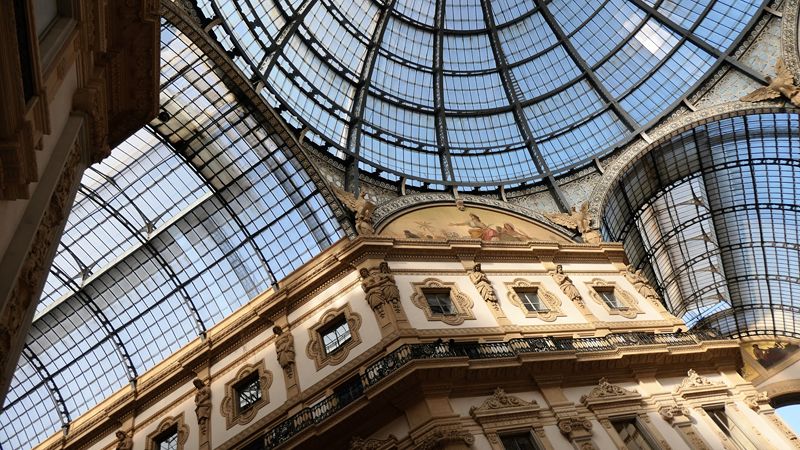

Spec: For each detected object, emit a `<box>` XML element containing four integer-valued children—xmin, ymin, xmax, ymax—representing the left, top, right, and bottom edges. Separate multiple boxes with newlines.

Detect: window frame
<box><xmin>145</xmin><ymin>414</ymin><xmax>188</xmax><ymax>450</ymax></box>
<box><xmin>505</xmin><ymin>279</ymin><xmax>565</xmax><ymax>321</ymax></box>
<box><xmin>319</xmin><ymin>314</ymin><xmax>353</xmax><ymax>355</ymax></box>
<box><xmin>221</xmin><ymin>361</ymin><xmax>273</xmax><ymax>429</ymax></box>
<box><xmin>306</xmin><ymin>303</ymin><xmax>363</xmax><ymax>370</ymax></box>
<box><xmin>585</xmin><ymin>279</ymin><xmax>642</xmax><ymax>319</ymax></box>
<box><xmin>499</xmin><ymin>430</ymin><xmax>543</xmax><ymax>450</ymax></box>
<box><xmin>411</xmin><ymin>278</ymin><xmax>475</xmax><ymax>326</ymax></box>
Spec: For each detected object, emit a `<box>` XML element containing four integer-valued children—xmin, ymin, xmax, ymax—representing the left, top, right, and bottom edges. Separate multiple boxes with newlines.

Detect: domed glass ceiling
<box><xmin>199</xmin><ymin>0</ymin><xmax>763</xmax><ymax>186</ymax></box>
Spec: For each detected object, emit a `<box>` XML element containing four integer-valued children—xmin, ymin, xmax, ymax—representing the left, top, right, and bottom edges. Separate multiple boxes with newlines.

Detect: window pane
<box><xmin>426</xmin><ymin>291</ymin><xmax>454</xmax><ymax>314</ymax></box>
<box><xmin>518</xmin><ymin>290</ymin><xmax>543</xmax><ymax>312</ymax></box>
<box><xmin>501</xmin><ymin>432</ymin><xmax>539</xmax><ymax>450</ymax></box>
<box><xmin>322</xmin><ymin>319</ymin><xmax>352</xmax><ymax>354</ymax></box>
<box><xmin>613</xmin><ymin>419</ymin><xmax>654</xmax><ymax>450</ymax></box>
<box><xmin>237</xmin><ymin>377</ymin><xmax>261</xmax><ymax>411</ymax></box>
<box><xmin>157</xmin><ymin>429</ymin><xmax>178</xmax><ymax>450</ymax></box>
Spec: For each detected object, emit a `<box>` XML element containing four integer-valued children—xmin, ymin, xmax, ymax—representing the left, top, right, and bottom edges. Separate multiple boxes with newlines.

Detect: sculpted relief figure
<box><xmin>360</xmin><ymin>267</ymin><xmax>386</xmax><ymax>316</ymax></box>
<box><xmin>624</xmin><ymin>265</ymin><xmax>659</xmax><ymax>300</ymax></box>
<box><xmin>115</xmin><ymin>431</ymin><xmax>133</xmax><ymax>450</ymax></box>
<box><xmin>742</xmin><ymin>59</ymin><xmax>800</xmax><ymax>107</ymax></box>
<box><xmin>193</xmin><ymin>378</ymin><xmax>212</xmax><ymax>433</ymax></box>
<box><xmin>333</xmin><ymin>186</ymin><xmax>376</xmax><ymax>235</ymax></box>
<box><xmin>360</xmin><ymin>262</ymin><xmax>401</xmax><ymax>317</ymax></box>
<box><xmin>469</xmin><ymin>263</ymin><xmax>498</xmax><ymax>304</ymax></box>
<box><xmin>274</xmin><ymin>326</ymin><xmax>296</xmax><ymax>377</ymax></box>
<box><xmin>545</xmin><ymin>202</ymin><xmax>602</xmax><ymax>244</ymax></box>
<box><xmin>551</xmin><ymin>265</ymin><xmax>582</xmax><ymax>303</ymax></box>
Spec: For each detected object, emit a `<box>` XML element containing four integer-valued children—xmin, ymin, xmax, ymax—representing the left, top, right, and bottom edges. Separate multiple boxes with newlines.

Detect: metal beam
<box><xmin>533</xmin><ymin>0</ymin><xmax>638</xmax><ymax>131</ymax></box>
<box><xmin>480</xmin><ymin>0</ymin><xmax>570</xmax><ymax>211</ymax></box>
<box><xmin>433</xmin><ymin>0</ymin><xmax>455</xmax><ymax>183</ymax></box>
<box><xmin>344</xmin><ymin>0</ymin><xmax>397</xmax><ymax>194</ymax></box>
<box><xmin>626</xmin><ymin>0</ymin><xmax>768</xmax><ymax>84</ymax></box>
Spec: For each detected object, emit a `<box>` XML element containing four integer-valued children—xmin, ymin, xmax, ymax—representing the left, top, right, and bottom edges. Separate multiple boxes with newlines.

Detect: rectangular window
<box><xmin>320</xmin><ymin>316</ymin><xmax>352</xmax><ymax>355</ymax></box>
<box><xmin>500</xmin><ymin>432</ymin><xmax>540</xmax><ymax>450</ymax></box>
<box><xmin>706</xmin><ymin>408</ymin><xmax>756</xmax><ymax>450</ymax></box>
<box><xmin>516</xmin><ymin>289</ymin><xmax>546</xmax><ymax>312</ymax></box>
<box><xmin>424</xmin><ymin>289</ymin><xmax>454</xmax><ymax>315</ymax></box>
<box><xmin>235</xmin><ymin>373</ymin><xmax>261</xmax><ymax>412</ymax></box>
<box><xmin>155</xmin><ymin>426</ymin><xmax>178</xmax><ymax>450</ymax></box>
<box><xmin>597</xmin><ymin>289</ymin><xmax>624</xmax><ymax>309</ymax></box>
<box><xmin>612</xmin><ymin>418</ymin><xmax>656</xmax><ymax>450</ymax></box>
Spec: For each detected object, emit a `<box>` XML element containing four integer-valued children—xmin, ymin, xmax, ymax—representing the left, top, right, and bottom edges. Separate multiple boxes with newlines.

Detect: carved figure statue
<box><xmin>469</xmin><ymin>264</ymin><xmax>497</xmax><ymax>304</ymax></box>
<box><xmin>360</xmin><ymin>263</ymin><xmax>401</xmax><ymax>317</ymax></box>
<box><xmin>360</xmin><ymin>267</ymin><xmax>385</xmax><ymax>314</ymax></box>
<box><xmin>545</xmin><ymin>202</ymin><xmax>602</xmax><ymax>244</ymax></box>
<box><xmin>333</xmin><ymin>186</ymin><xmax>376</xmax><ymax>235</ymax></box>
<box><xmin>551</xmin><ymin>265</ymin><xmax>581</xmax><ymax>302</ymax></box>
<box><xmin>624</xmin><ymin>265</ymin><xmax>659</xmax><ymax>300</ymax></box>
<box><xmin>115</xmin><ymin>431</ymin><xmax>133</xmax><ymax>450</ymax></box>
<box><xmin>193</xmin><ymin>378</ymin><xmax>212</xmax><ymax>432</ymax></box>
<box><xmin>273</xmin><ymin>326</ymin><xmax>296</xmax><ymax>376</ymax></box>
<box><xmin>741</xmin><ymin>58</ymin><xmax>800</xmax><ymax>107</ymax></box>
<box><xmin>377</xmin><ymin>262</ymin><xmax>400</xmax><ymax>307</ymax></box>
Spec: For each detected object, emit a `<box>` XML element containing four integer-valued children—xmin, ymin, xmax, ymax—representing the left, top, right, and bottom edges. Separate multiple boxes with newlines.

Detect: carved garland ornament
<box><xmin>145</xmin><ymin>414</ymin><xmax>189</xmax><ymax>450</ymax></box>
<box><xmin>220</xmin><ymin>361</ymin><xmax>273</xmax><ymax>429</ymax></box>
<box><xmin>584</xmin><ymin>279</ymin><xmax>641</xmax><ymax>319</ymax></box>
<box><xmin>580</xmin><ymin>377</ymin><xmax>638</xmax><ymax>404</ymax></box>
<box><xmin>410</xmin><ymin>278</ymin><xmax>475</xmax><ymax>326</ymax></box>
<box><xmin>306</xmin><ymin>303</ymin><xmax>363</xmax><ymax>370</ymax></box>
<box><xmin>675</xmin><ymin>369</ymin><xmax>726</xmax><ymax>396</ymax></box>
<box><xmin>744</xmin><ymin>391</ymin><xmax>770</xmax><ymax>411</ymax></box>
<box><xmin>505</xmin><ymin>279</ymin><xmax>565</xmax><ymax>321</ymax></box>
<box><xmin>469</xmin><ymin>387</ymin><xmax>539</xmax><ymax>416</ymax></box>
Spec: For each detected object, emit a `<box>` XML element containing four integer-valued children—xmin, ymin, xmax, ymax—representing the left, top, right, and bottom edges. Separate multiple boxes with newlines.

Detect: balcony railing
<box><xmin>260</xmin><ymin>330</ymin><xmax>726</xmax><ymax>449</ymax></box>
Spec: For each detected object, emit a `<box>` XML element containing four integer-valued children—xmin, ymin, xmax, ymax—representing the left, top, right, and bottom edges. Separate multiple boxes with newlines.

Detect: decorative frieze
<box><xmin>349</xmin><ymin>435</ymin><xmax>399</xmax><ymax>450</ymax></box>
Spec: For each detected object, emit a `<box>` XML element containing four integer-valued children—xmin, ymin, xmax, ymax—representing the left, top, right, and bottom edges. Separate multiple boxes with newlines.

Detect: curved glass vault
<box><xmin>602</xmin><ymin>112</ymin><xmax>800</xmax><ymax>338</ymax></box>
<box><xmin>0</xmin><ymin>21</ymin><xmax>344</xmax><ymax>449</ymax></box>
<box><xmin>200</xmin><ymin>0</ymin><xmax>764</xmax><ymax>186</ymax></box>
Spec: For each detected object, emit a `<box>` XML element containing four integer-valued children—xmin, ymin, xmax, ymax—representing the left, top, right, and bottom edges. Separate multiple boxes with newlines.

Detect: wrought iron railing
<box><xmin>260</xmin><ymin>330</ymin><xmax>726</xmax><ymax>449</ymax></box>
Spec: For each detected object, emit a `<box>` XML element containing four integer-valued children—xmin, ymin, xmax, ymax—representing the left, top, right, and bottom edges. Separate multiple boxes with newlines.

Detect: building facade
<box><xmin>28</xmin><ymin>201</ymin><xmax>800</xmax><ymax>449</ymax></box>
<box><xmin>3</xmin><ymin>0</ymin><xmax>800</xmax><ymax>448</ymax></box>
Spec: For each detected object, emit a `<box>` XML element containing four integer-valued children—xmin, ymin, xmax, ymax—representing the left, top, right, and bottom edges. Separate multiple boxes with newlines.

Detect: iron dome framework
<box><xmin>0</xmin><ymin>0</ymin><xmax>777</xmax><ymax>447</ymax></box>
<box><xmin>200</xmin><ymin>0</ymin><xmax>765</xmax><ymax>189</ymax></box>
<box><xmin>602</xmin><ymin>112</ymin><xmax>800</xmax><ymax>338</ymax></box>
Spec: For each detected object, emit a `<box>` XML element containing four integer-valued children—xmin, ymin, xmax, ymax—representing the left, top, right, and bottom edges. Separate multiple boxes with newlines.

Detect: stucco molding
<box><xmin>306</xmin><ymin>304</ymin><xmax>363</xmax><ymax>370</ymax></box>
<box><xmin>220</xmin><ymin>360</ymin><xmax>273</xmax><ymax>429</ymax></box>
<box><xmin>505</xmin><ymin>279</ymin><xmax>565</xmax><ymax>322</ymax></box>
<box><xmin>410</xmin><ymin>278</ymin><xmax>475</xmax><ymax>326</ymax></box>
<box><xmin>584</xmin><ymin>279</ymin><xmax>642</xmax><ymax>319</ymax></box>
<box><xmin>145</xmin><ymin>413</ymin><xmax>189</xmax><ymax>450</ymax></box>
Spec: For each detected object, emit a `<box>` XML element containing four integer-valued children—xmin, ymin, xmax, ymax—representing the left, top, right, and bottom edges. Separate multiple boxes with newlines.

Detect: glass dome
<box><xmin>200</xmin><ymin>0</ymin><xmax>764</xmax><ymax>186</ymax></box>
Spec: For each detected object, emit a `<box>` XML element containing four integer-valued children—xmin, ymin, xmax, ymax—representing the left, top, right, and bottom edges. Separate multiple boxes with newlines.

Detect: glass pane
<box><xmin>501</xmin><ymin>432</ymin><xmax>539</xmax><ymax>450</ymax></box>
<box><xmin>322</xmin><ymin>319</ymin><xmax>352</xmax><ymax>354</ymax></box>
<box><xmin>237</xmin><ymin>377</ymin><xmax>261</xmax><ymax>410</ymax></box>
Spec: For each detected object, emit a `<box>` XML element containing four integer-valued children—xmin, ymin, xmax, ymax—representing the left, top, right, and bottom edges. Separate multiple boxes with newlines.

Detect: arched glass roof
<box><xmin>199</xmin><ymin>0</ymin><xmax>765</xmax><ymax>186</ymax></box>
<box><xmin>602</xmin><ymin>112</ymin><xmax>800</xmax><ymax>338</ymax></box>
<box><xmin>0</xmin><ymin>21</ymin><xmax>344</xmax><ymax>449</ymax></box>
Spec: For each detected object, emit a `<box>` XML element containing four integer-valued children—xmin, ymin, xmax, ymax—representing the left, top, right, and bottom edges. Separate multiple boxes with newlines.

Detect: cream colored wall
<box><xmin>395</xmin><ymin>274</ymin><xmax>500</xmax><ymax>330</ymax></box>
<box><xmin>73</xmin><ymin>259</ymin><xmax>694</xmax><ymax>449</ymax></box>
<box><xmin>210</xmin><ymin>343</ymin><xmax>287</xmax><ymax>447</ymax></box>
<box><xmin>294</xmin><ymin>282</ymin><xmax>383</xmax><ymax>390</ymax></box>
